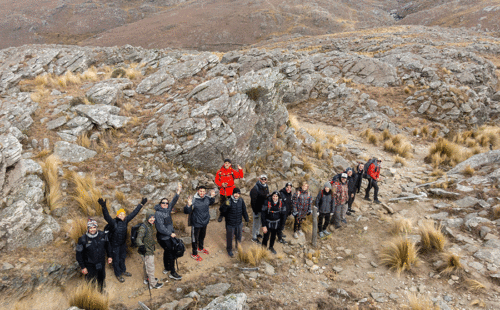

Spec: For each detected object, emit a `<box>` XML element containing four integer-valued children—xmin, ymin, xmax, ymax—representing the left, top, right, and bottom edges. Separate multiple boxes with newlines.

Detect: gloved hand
<box><xmin>138</xmin><ymin>245</ymin><xmax>146</xmax><ymax>255</ymax></box>
<box><xmin>307</xmin><ymin>210</ymin><xmax>311</xmax><ymax>215</ymax></box>
<box><xmin>98</xmin><ymin>198</ymin><xmax>106</xmax><ymax>208</ymax></box>
<box><xmin>141</xmin><ymin>197</ymin><xmax>148</xmax><ymax>205</ymax></box>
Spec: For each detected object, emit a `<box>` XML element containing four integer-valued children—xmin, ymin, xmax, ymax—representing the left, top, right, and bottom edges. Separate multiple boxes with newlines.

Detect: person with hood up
<box><xmin>292</xmin><ymin>181</ymin><xmax>312</xmax><ymax>239</ymax></box>
<box><xmin>154</xmin><ymin>183</ymin><xmax>182</xmax><ymax>280</ymax></box>
<box><xmin>219</xmin><ymin>188</ymin><xmax>249</xmax><ymax>257</ymax></box>
<box><xmin>316</xmin><ymin>182</ymin><xmax>334</xmax><ymax>238</ymax></box>
<box><xmin>364</xmin><ymin>158</ymin><xmax>382</xmax><ymax>204</ymax></box>
<box><xmin>332</xmin><ymin>173</ymin><xmax>349</xmax><ymax>227</ymax></box>
<box><xmin>99</xmin><ymin>197</ymin><xmax>146</xmax><ymax>283</ymax></box>
<box><xmin>136</xmin><ymin>210</ymin><xmax>163</xmax><ymax>289</ymax></box>
<box><xmin>215</xmin><ymin>159</ymin><xmax>244</xmax><ymax>222</ymax></box>
<box><xmin>261</xmin><ymin>191</ymin><xmax>286</xmax><ymax>254</ymax></box>
<box><xmin>184</xmin><ymin>185</ymin><xmax>216</xmax><ymax>262</ymax></box>
<box><xmin>75</xmin><ymin>218</ymin><xmax>112</xmax><ymax>292</ymax></box>
<box><xmin>250</xmin><ymin>174</ymin><xmax>269</xmax><ymax>244</ymax></box>
<box><xmin>277</xmin><ymin>182</ymin><xmax>293</xmax><ymax>244</ymax></box>
<box><xmin>345</xmin><ymin>167</ymin><xmax>359</xmax><ymax>215</ymax></box>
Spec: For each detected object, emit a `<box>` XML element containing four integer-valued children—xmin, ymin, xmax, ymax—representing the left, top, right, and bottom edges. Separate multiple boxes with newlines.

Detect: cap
<box><xmin>341</xmin><ymin>173</ymin><xmax>348</xmax><ymax>178</ymax></box>
<box><xmin>259</xmin><ymin>174</ymin><xmax>268</xmax><ymax>180</ymax></box>
<box><xmin>224</xmin><ymin>158</ymin><xmax>231</xmax><ymax>163</ymax></box>
<box><xmin>285</xmin><ymin>182</ymin><xmax>293</xmax><ymax>187</ymax></box>
<box><xmin>233</xmin><ymin>188</ymin><xmax>241</xmax><ymax>194</ymax></box>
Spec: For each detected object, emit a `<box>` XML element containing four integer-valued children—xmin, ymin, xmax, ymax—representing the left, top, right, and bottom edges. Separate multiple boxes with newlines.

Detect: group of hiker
<box><xmin>75</xmin><ymin>157</ymin><xmax>382</xmax><ymax>291</ymax></box>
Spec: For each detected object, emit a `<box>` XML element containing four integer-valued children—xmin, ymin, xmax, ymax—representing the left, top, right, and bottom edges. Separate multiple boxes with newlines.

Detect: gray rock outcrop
<box><xmin>54</xmin><ymin>141</ymin><xmax>97</xmax><ymax>163</ymax></box>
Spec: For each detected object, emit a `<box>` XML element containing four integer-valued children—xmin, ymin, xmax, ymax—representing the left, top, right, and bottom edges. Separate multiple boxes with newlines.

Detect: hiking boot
<box><xmin>364</xmin><ymin>197</ymin><xmax>371</xmax><ymax>201</ymax></box>
<box><xmin>169</xmin><ymin>272</ymin><xmax>182</xmax><ymax>281</ymax></box>
<box><xmin>116</xmin><ymin>276</ymin><xmax>125</xmax><ymax>283</ymax></box>
<box><xmin>191</xmin><ymin>254</ymin><xmax>202</xmax><ymax>261</ymax></box>
<box><xmin>217</xmin><ymin>215</ymin><xmax>224</xmax><ymax>222</ymax></box>
<box><xmin>324</xmin><ymin>230</ymin><xmax>331</xmax><ymax>236</ymax></box>
<box><xmin>257</xmin><ymin>234</ymin><xmax>263</xmax><ymax>239</ymax></box>
<box><xmin>298</xmin><ymin>231</ymin><xmax>305</xmax><ymax>237</ymax></box>
<box><xmin>319</xmin><ymin>231</ymin><xmax>325</xmax><ymax>238</ymax></box>
<box><xmin>278</xmin><ymin>238</ymin><xmax>287</xmax><ymax>244</ymax></box>
<box><xmin>281</xmin><ymin>234</ymin><xmax>287</xmax><ymax>239</ymax></box>
<box><xmin>228</xmin><ymin>250</ymin><xmax>234</xmax><ymax>257</ymax></box>
<box><xmin>144</xmin><ymin>278</ymin><xmax>158</xmax><ymax>285</ymax></box>
<box><xmin>123</xmin><ymin>272</ymin><xmax>132</xmax><ymax>277</ymax></box>
<box><xmin>293</xmin><ymin>232</ymin><xmax>299</xmax><ymax>239</ymax></box>
<box><xmin>199</xmin><ymin>248</ymin><xmax>209</xmax><ymax>255</ymax></box>
<box><xmin>341</xmin><ymin>219</ymin><xmax>347</xmax><ymax>224</ymax></box>
<box><xmin>349</xmin><ymin>208</ymin><xmax>356</xmax><ymax>213</ymax></box>
<box><xmin>346</xmin><ymin>211</ymin><xmax>352</xmax><ymax>216</ymax></box>
<box><xmin>151</xmin><ymin>282</ymin><xmax>164</xmax><ymax>289</ymax></box>
<box><xmin>374</xmin><ymin>200</ymin><xmax>381</xmax><ymax>204</ymax></box>
<box><xmin>269</xmin><ymin>248</ymin><xmax>277</xmax><ymax>255</ymax></box>
<box><xmin>251</xmin><ymin>238</ymin><xmax>261</xmax><ymax>244</ymax></box>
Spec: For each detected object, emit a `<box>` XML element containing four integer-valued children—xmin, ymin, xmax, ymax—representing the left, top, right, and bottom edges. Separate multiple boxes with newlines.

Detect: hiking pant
<box><xmin>365</xmin><ymin>179</ymin><xmax>379</xmax><ymax>201</ymax></box>
<box><xmin>191</xmin><ymin>226</ymin><xmax>207</xmax><ymax>255</ymax></box>
<box><xmin>334</xmin><ymin>204</ymin><xmax>347</xmax><ymax>226</ymax></box>
<box><xmin>159</xmin><ymin>239</ymin><xmax>175</xmax><ymax>273</ymax></box>
<box><xmin>85</xmin><ymin>263</ymin><xmax>106</xmax><ymax>292</ymax></box>
<box><xmin>293</xmin><ymin>216</ymin><xmax>304</xmax><ymax>232</ymax></box>
<box><xmin>219</xmin><ymin>195</ymin><xmax>228</xmax><ymax>218</ymax></box>
<box><xmin>348</xmin><ymin>192</ymin><xmax>356</xmax><ymax>210</ymax></box>
<box><xmin>318</xmin><ymin>213</ymin><xmax>331</xmax><ymax>232</ymax></box>
<box><xmin>141</xmin><ymin>255</ymin><xmax>157</xmax><ymax>286</ymax></box>
<box><xmin>262</xmin><ymin>228</ymin><xmax>278</xmax><ymax>249</ymax></box>
<box><xmin>226</xmin><ymin>223</ymin><xmax>243</xmax><ymax>252</ymax></box>
<box><xmin>277</xmin><ymin>222</ymin><xmax>286</xmax><ymax>240</ymax></box>
<box><xmin>252</xmin><ymin>212</ymin><xmax>262</xmax><ymax>239</ymax></box>
<box><xmin>111</xmin><ymin>244</ymin><xmax>127</xmax><ymax>277</ymax></box>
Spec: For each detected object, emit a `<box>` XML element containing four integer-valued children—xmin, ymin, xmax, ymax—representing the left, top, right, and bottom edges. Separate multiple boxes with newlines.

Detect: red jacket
<box><xmin>215</xmin><ymin>166</ymin><xmax>244</xmax><ymax>196</ymax></box>
<box><xmin>367</xmin><ymin>163</ymin><xmax>380</xmax><ymax>180</ymax></box>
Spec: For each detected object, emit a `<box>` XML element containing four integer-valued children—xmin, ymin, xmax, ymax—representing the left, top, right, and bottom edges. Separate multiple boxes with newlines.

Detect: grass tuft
<box><xmin>438</xmin><ymin>252</ymin><xmax>463</xmax><ymax>276</ymax></box>
<box><xmin>380</xmin><ymin>237</ymin><xmax>419</xmax><ymax>275</ymax></box>
<box><xmin>68</xmin><ymin>171</ymin><xmax>103</xmax><ymax>216</ymax></box>
<box><xmin>390</xmin><ymin>218</ymin><xmax>412</xmax><ymax>235</ymax></box>
<box><xmin>69</xmin><ymin>218</ymin><xmax>89</xmax><ymax>243</ymax></box>
<box><xmin>394</xmin><ymin>155</ymin><xmax>407</xmax><ymax>166</ymax></box>
<box><xmin>383</xmin><ymin>135</ymin><xmax>412</xmax><ymax>158</ymax></box>
<box><xmin>237</xmin><ymin>244</ymin><xmax>270</xmax><ymax>266</ymax></box>
<box><xmin>406</xmin><ymin>293</ymin><xmax>440</xmax><ymax>310</ymax></box>
<box><xmin>493</xmin><ymin>205</ymin><xmax>500</xmax><ymax>220</ymax></box>
<box><xmin>462</xmin><ymin>165</ymin><xmax>475</xmax><ymax>177</ymax></box>
<box><xmin>426</xmin><ymin>137</ymin><xmax>470</xmax><ymax>167</ymax></box>
<box><xmin>114</xmin><ymin>190</ymin><xmax>125</xmax><ymax>204</ymax></box>
<box><xmin>418</xmin><ymin>220</ymin><xmax>446</xmax><ymax>253</ymax></box>
<box><xmin>69</xmin><ymin>281</ymin><xmax>109</xmax><ymax>310</ymax></box>
<box><xmin>77</xmin><ymin>133</ymin><xmax>91</xmax><ymax>148</ymax></box>
<box><xmin>421</xmin><ymin>125</ymin><xmax>429</xmax><ymax>137</ymax></box>
<box><xmin>40</xmin><ymin>155</ymin><xmax>63</xmax><ymax>211</ymax></box>
<box><xmin>464</xmin><ymin>279</ymin><xmax>486</xmax><ymax>291</ymax></box>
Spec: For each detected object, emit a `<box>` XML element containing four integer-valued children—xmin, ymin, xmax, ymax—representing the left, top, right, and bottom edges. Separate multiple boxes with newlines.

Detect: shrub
<box><xmin>421</xmin><ymin>125</ymin><xmax>429</xmax><ymax>137</ymax></box>
<box><xmin>438</xmin><ymin>252</ymin><xmax>463</xmax><ymax>276</ymax></box>
<box><xmin>464</xmin><ymin>279</ymin><xmax>486</xmax><ymax>291</ymax></box>
<box><xmin>245</xmin><ymin>86</ymin><xmax>266</xmax><ymax>101</ymax></box>
<box><xmin>368</xmin><ymin>133</ymin><xmax>378</xmax><ymax>145</ymax></box>
<box><xmin>77</xmin><ymin>133</ymin><xmax>91</xmax><ymax>148</ymax></box>
<box><xmin>312</xmin><ymin>142</ymin><xmax>325</xmax><ymax>159</ymax></box>
<box><xmin>406</xmin><ymin>293</ymin><xmax>439</xmax><ymax>310</ymax></box>
<box><xmin>68</xmin><ymin>171</ymin><xmax>103</xmax><ymax>216</ymax></box>
<box><xmin>418</xmin><ymin>220</ymin><xmax>446</xmax><ymax>253</ymax></box>
<box><xmin>426</xmin><ymin>137</ymin><xmax>470</xmax><ymax>167</ymax></box>
<box><xmin>69</xmin><ymin>218</ymin><xmax>89</xmax><ymax>243</ymax></box>
<box><xmin>394</xmin><ymin>155</ymin><xmax>407</xmax><ymax>166</ymax></box>
<box><xmin>412</xmin><ymin>128</ymin><xmax>419</xmax><ymax>136</ymax></box>
<box><xmin>431</xmin><ymin>129</ymin><xmax>438</xmax><ymax>138</ymax></box>
<box><xmin>57</xmin><ymin>71</ymin><xmax>81</xmax><ymax>87</ymax></box>
<box><xmin>69</xmin><ymin>281</ymin><xmax>109</xmax><ymax>310</ymax></box>
<box><xmin>383</xmin><ymin>135</ymin><xmax>412</xmax><ymax>158</ymax></box>
<box><xmin>124</xmin><ymin>63</ymin><xmax>143</xmax><ymax>80</ymax></box>
<box><xmin>462</xmin><ymin>165</ymin><xmax>475</xmax><ymax>177</ymax></box>
<box><xmin>381</xmin><ymin>129</ymin><xmax>392</xmax><ymax>141</ymax></box>
<box><xmin>303</xmin><ymin>161</ymin><xmax>313</xmax><ymax>172</ymax></box>
<box><xmin>40</xmin><ymin>155</ymin><xmax>63</xmax><ymax>211</ymax></box>
<box><xmin>493</xmin><ymin>205</ymin><xmax>500</xmax><ymax>220</ymax></box>
<box><xmin>80</xmin><ymin>67</ymin><xmax>99</xmax><ymax>82</ymax></box>
<box><xmin>111</xmin><ymin>68</ymin><xmax>126</xmax><ymax>78</ymax></box>
<box><xmin>237</xmin><ymin>244</ymin><xmax>270</xmax><ymax>266</ymax></box>
<box><xmin>390</xmin><ymin>218</ymin><xmax>412</xmax><ymax>235</ymax></box>
<box><xmin>380</xmin><ymin>237</ymin><xmax>419</xmax><ymax>275</ymax></box>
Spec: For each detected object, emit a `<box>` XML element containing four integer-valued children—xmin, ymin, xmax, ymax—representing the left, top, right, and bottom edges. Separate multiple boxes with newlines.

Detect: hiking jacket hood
<box><xmin>136</xmin><ymin>210</ymin><xmax>157</xmax><ymax>255</ymax></box>
<box><xmin>183</xmin><ymin>193</ymin><xmax>215</xmax><ymax>228</ymax></box>
<box><xmin>154</xmin><ymin>193</ymin><xmax>179</xmax><ymax>241</ymax></box>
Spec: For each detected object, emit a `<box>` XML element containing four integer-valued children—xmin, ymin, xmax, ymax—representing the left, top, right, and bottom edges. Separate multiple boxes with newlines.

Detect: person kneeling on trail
<box><xmin>184</xmin><ymin>186</ymin><xmax>216</xmax><ymax>262</ymax></box>
<box><xmin>333</xmin><ymin>173</ymin><xmax>349</xmax><ymax>228</ymax></box>
<box><xmin>220</xmin><ymin>188</ymin><xmax>249</xmax><ymax>257</ymax></box>
<box><xmin>215</xmin><ymin>159</ymin><xmax>244</xmax><ymax>222</ymax></box>
<box><xmin>99</xmin><ymin>197</ymin><xmax>146</xmax><ymax>283</ymax></box>
<box><xmin>261</xmin><ymin>191</ymin><xmax>286</xmax><ymax>254</ymax></box>
<box><xmin>154</xmin><ymin>183</ymin><xmax>182</xmax><ymax>281</ymax></box>
<box><xmin>292</xmin><ymin>181</ymin><xmax>312</xmax><ymax>239</ymax></box>
<box><xmin>136</xmin><ymin>210</ymin><xmax>163</xmax><ymax>289</ymax></box>
<box><xmin>316</xmin><ymin>182</ymin><xmax>334</xmax><ymax>238</ymax></box>
<box><xmin>76</xmin><ymin>218</ymin><xmax>112</xmax><ymax>292</ymax></box>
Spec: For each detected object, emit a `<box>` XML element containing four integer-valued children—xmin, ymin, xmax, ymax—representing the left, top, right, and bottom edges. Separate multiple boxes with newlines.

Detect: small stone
<box><xmin>18</xmin><ymin>258</ymin><xmax>28</xmax><ymax>264</ymax></box>
<box><xmin>333</xmin><ymin>266</ymin><xmax>343</xmax><ymax>273</ymax></box>
<box><xmin>2</xmin><ymin>262</ymin><xmax>14</xmax><ymax>270</ymax></box>
<box><xmin>370</xmin><ymin>261</ymin><xmax>378</xmax><ymax>268</ymax></box>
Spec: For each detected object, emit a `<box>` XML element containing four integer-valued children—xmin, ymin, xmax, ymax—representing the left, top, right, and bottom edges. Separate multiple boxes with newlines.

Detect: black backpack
<box><xmin>130</xmin><ymin>223</ymin><xmax>146</xmax><ymax>247</ymax></box>
<box><xmin>363</xmin><ymin>158</ymin><xmax>377</xmax><ymax>179</ymax></box>
<box><xmin>171</xmin><ymin>237</ymin><xmax>185</xmax><ymax>258</ymax></box>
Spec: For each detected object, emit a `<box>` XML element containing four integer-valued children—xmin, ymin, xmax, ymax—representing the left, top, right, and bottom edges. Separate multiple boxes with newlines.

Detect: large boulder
<box><xmin>448</xmin><ymin>150</ymin><xmax>500</xmax><ymax>175</ymax></box>
<box><xmin>54</xmin><ymin>141</ymin><xmax>97</xmax><ymax>163</ymax></box>
<box><xmin>73</xmin><ymin>104</ymin><xmax>128</xmax><ymax>129</ymax></box>
<box><xmin>86</xmin><ymin>78</ymin><xmax>133</xmax><ymax>105</ymax></box>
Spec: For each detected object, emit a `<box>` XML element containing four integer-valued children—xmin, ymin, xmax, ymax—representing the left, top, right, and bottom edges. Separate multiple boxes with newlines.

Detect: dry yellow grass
<box><xmin>368</xmin><ymin>133</ymin><xmax>378</xmax><ymax>145</ymax></box>
<box><xmin>77</xmin><ymin>133</ymin><xmax>91</xmax><ymax>148</ymax></box>
<box><xmin>30</xmin><ymin>86</ymin><xmax>50</xmax><ymax>102</ymax></box>
<box><xmin>418</xmin><ymin>220</ymin><xmax>446</xmax><ymax>253</ymax></box>
<box><xmin>431</xmin><ymin>129</ymin><xmax>438</xmax><ymax>138</ymax></box>
<box><xmin>464</xmin><ymin>279</ymin><xmax>486</xmax><ymax>291</ymax></box>
<box><xmin>493</xmin><ymin>205</ymin><xmax>500</xmax><ymax>220</ymax></box>
<box><xmin>394</xmin><ymin>155</ymin><xmax>407</xmax><ymax>166</ymax></box>
<box><xmin>380</xmin><ymin>237</ymin><xmax>419</xmax><ymax>275</ymax></box>
<box><xmin>68</xmin><ymin>171</ymin><xmax>103</xmax><ymax>216</ymax></box>
<box><xmin>303</xmin><ymin>161</ymin><xmax>313</xmax><ymax>172</ymax></box>
<box><xmin>383</xmin><ymin>135</ymin><xmax>412</xmax><ymax>158</ymax></box>
<box><xmin>438</xmin><ymin>252</ymin><xmax>463</xmax><ymax>276</ymax></box>
<box><xmin>406</xmin><ymin>293</ymin><xmax>440</xmax><ymax>310</ymax></box>
<box><xmin>69</xmin><ymin>218</ymin><xmax>89</xmax><ymax>243</ymax></box>
<box><xmin>40</xmin><ymin>155</ymin><xmax>63</xmax><ymax>211</ymax></box>
<box><xmin>124</xmin><ymin>63</ymin><xmax>143</xmax><ymax>80</ymax></box>
<box><xmin>381</xmin><ymin>129</ymin><xmax>392</xmax><ymax>141</ymax></box>
<box><xmin>237</xmin><ymin>244</ymin><xmax>270</xmax><ymax>266</ymax></box>
<box><xmin>430</xmin><ymin>168</ymin><xmax>444</xmax><ymax>177</ymax></box>
<box><xmin>69</xmin><ymin>281</ymin><xmax>109</xmax><ymax>310</ymax></box>
<box><xmin>288</xmin><ymin>114</ymin><xmax>300</xmax><ymax>130</ymax></box>
<box><xmin>311</xmin><ymin>142</ymin><xmax>325</xmax><ymax>159</ymax></box>
<box><xmin>390</xmin><ymin>218</ymin><xmax>412</xmax><ymax>235</ymax></box>
<box><xmin>34</xmin><ymin>149</ymin><xmax>52</xmax><ymax>159</ymax></box>
<box><xmin>427</xmin><ymin>137</ymin><xmax>470</xmax><ymax>167</ymax></box>
<box><xmin>114</xmin><ymin>190</ymin><xmax>125</xmax><ymax>204</ymax></box>
<box><xmin>462</xmin><ymin>165</ymin><xmax>475</xmax><ymax>177</ymax></box>
<box><xmin>412</xmin><ymin>128</ymin><xmax>419</xmax><ymax>136</ymax></box>
<box><xmin>80</xmin><ymin>67</ymin><xmax>99</xmax><ymax>82</ymax></box>
<box><xmin>420</xmin><ymin>125</ymin><xmax>429</xmax><ymax>137</ymax></box>
<box><xmin>57</xmin><ymin>71</ymin><xmax>81</xmax><ymax>87</ymax></box>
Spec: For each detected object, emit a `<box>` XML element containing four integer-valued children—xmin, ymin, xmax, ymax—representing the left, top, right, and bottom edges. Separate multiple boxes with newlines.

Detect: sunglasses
<box><xmin>161</xmin><ymin>201</ymin><xmax>168</xmax><ymax>204</ymax></box>
<box><xmin>261</xmin><ymin>178</ymin><xmax>267</xmax><ymax>181</ymax></box>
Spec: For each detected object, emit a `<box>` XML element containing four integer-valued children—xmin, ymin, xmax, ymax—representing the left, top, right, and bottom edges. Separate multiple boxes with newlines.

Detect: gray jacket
<box><xmin>315</xmin><ymin>190</ymin><xmax>334</xmax><ymax>214</ymax></box>
<box><xmin>183</xmin><ymin>193</ymin><xmax>216</xmax><ymax>228</ymax></box>
<box><xmin>154</xmin><ymin>194</ymin><xmax>179</xmax><ymax>241</ymax></box>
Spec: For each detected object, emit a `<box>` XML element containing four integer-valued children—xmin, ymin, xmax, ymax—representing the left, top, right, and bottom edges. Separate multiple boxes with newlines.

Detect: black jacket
<box><xmin>261</xmin><ymin>197</ymin><xmax>286</xmax><ymax>228</ymax></box>
<box><xmin>102</xmin><ymin>202</ymin><xmax>143</xmax><ymax>246</ymax></box>
<box><xmin>250</xmin><ymin>181</ymin><xmax>269</xmax><ymax>214</ymax></box>
<box><xmin>355</xmin><ymin>166</ymin><xmax>363</xmax><ymax>192</ymax></box>
<box><xmin>348</xmin><ymin>172</ymin><xmax>359</xmax><ymax>194</ymax></box>
<box><xmin>154</xmin><ymin>194</ymin><xmax>180</xmax><ymax>241</ymax></box>
<box><xmin>315</xmin><ymin>189</ymin><xmax>334</xmax><ymax>214</ymax></box>
<box><xmin>220</xmin><ymin>196</ymin><xmax>249</xmax><ymax>227</ymax></box>
<box><xmin>76</xmin><ymin>231</ymin><xmax>110</xmax><ymax>269</ymax></box>
<box><xmin>279</xmin><ymin>187</ymin><xmax>292</xmax><ymax>216</ymax></box>
<box><xmin>183</xmin><ymin>193</ymin><xmax>216</xmax><ymax>228</ymax></box>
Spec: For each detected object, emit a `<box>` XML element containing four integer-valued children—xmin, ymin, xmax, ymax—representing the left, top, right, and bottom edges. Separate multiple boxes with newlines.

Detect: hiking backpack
<box><xmin>171</xmin><ymin>237</ymin><xmax>185</xmax><ymax>258</ymax></box>
<box><xmin>130</xmin><ymin>223</ymin><xmax>146</xmax><ymax>247</ymax></box>
<box><xmin>363</xmin><ymin>158</ymin><xmax>377</xmax><ymax>179</ymax></box>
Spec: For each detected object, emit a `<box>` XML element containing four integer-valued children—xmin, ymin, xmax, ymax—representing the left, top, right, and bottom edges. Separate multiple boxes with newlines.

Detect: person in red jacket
<box><xmin>364</xmin><ymin>158</ymin><xmax>382</xmax><ymax>204</ymax></box>
<box><xmin>215</xmin><ymin>159</ymin><xmax>244</xmax><ymax>222</ymax></box>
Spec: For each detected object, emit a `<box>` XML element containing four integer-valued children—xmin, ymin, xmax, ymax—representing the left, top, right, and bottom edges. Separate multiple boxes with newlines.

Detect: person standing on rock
<box><xmin>136</xmin><ymin>210</ymin><xmax>163</xmax><ymax>289</ymax></box>
<box><xmin>184</xmin><ymin>186</ymin><xmax>216</xmax><ymax>262</ymax></box>
<box><xmin>219</xmin><ymin>188</ymin><xmax>249</xmax><ymax>257</ymax></box>
<box><xmin>346</xmin><ymin>167</ymin><xmax>359</xmax><ymax>215</ymax></box>
<box><xmin>278</xmin><ymin>182</ymin><xmax>293</xmax><ymax>244</ymax></box>
<box><xmin>99</xmin><ymin>197</ymin><xmax>146</xmax><ymax>283</ymax></box>
<box><xmin>261</xmin><ymin>191</ymin><xmax>286</xmax><ymax>254</ymax></box>
<box><xmin>333</xmin><ymin>173</ymin><xmax>349</xmax><ymax>227</ymax></box>
<box><xmin>292</xmin><ymin>181</ymin><xmax>312</xmax><ymax>239</ymax></box>
<box><xmin>215</xmin><ymin>159</ymin><xmax>244</xmax><ymax>222</ymax></box>
<box><xmin>250</xmin><ymin>174</ymin><xmax>269</xmax><ymax>244</ymax></box>
<box><xmin>75</xmin><ymin>218</ymin><xmax>112</xmax><ymax>292</ymax></box>
<box><xmin>316</xmin><ymin>182</ymin><xmax>334</xmax><ymax>238</ymax></box>
<box><xmin>154</xmin><ymin>183</ymin><xmax>182</xmax><ymax>281</ymax></box>
<box><xmin>364</xmin><ymin>158</ymin><xmax>382</xmax><ymax>204</ymax></box>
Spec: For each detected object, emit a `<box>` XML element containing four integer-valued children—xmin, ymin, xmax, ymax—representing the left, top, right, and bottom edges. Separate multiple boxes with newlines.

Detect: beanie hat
<box><xmin>146</xmin><ymin>210</ymin><xmax>155</xmax><ymax>221</ymax></box>
<box><xmin>233</xmin><ymin>188</ymin><xmax>241</xmax><ymax>194</ymax></box>
<box><xmin>324</xmin><ymin>182</ymin><xmax>332</xmax><ymax>189</ymax></box>
<box><xmin>271</xmin><ymin>191</ymin><xmax>280</xmax><ymax>197</ymax></box>
<box><xmin>87</xmin><ymin>218</ymin><xmax>98</xmax><ymax>228</ymax></box>
<box><xmin>341</xmin><ymin>173</ymin><xmax>348</xmax><ymax>179</ymax></box>
<box><xmin>345</xmin><ymin>167</ymin><xmax>353</xmax><ymax>173</ymax></box>
<box><xmin>116</xmin><ymin>209</ymin><xmax>126</xmax><ymax>217</ymax></box>
<box><xmin>285</xmin><ymin>182</ymin><xmax>293</xmax><ymax>187</ymax></box>
<box><xmin>224</xmin><ymin>158</ymin><xmax>231</xmax><ymax>163</ymax></box>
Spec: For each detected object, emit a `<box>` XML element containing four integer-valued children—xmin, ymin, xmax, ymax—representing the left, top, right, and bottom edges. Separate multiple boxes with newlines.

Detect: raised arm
<box><xmin>234</xmin><ymin>165</ymin><xmax>244</xmax><ymax>179</ymax></box>
<box><xmin>126</xmin><ymin>197</ymin><xmax>147</xmax><ymax>222</ymax></box>
<box><xmin>98</xmin><ymin>198</ymin><xmax>116</xmax><ymax>229</ymax></box>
